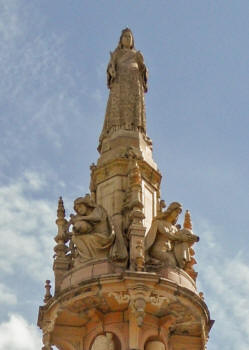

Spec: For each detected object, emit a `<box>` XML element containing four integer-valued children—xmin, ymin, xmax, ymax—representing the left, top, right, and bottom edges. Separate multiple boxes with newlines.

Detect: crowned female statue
<box><xmin>99</xmin><ymin>28</ymin><xmax>148</xmax><ymax>150</ymax></box>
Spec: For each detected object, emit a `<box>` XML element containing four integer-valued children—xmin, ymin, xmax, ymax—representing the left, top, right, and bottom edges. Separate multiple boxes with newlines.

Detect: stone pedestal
<box><xmin>38</xmin><ymin>269</ymin><xmax>212</xmax><ymax>350</ymax></box>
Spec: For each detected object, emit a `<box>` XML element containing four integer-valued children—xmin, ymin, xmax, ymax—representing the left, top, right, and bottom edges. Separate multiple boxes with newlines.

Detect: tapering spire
<box><xmin>57</xmin><ymin>196</ymin><xmax>65</xmax><ymax>220</ymax></box>
<box><xmin>54</xmin><ymin>196</ymin><xmax>67</xmax><ymax>245</ymax></box>
<box><xmin>184</xmin><ymin>209</ymin><xmax>192</xmax><ymax>230</ymax></box>
<box><xmin>53</xmin><ymin>196</ymin><xmax>70</xmax><ymax>295</ymax></box>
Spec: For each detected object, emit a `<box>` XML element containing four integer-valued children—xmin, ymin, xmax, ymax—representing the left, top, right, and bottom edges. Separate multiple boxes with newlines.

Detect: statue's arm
<box><xmin>157</xmin><ymin>222</ymin><xmax>176</xmax><ymax>240</ymax></box>
<box><xmin>107</xmin><ymin>51</ymin><xmax>117</xmax><ymax>89</ymax></box>
<box><xmin>175</xmin><ymin>228</ymin><xmax>199</xmax><ymax>243</ymax></box>
<box><xmin>80</xmin><ymin>207</ymin><xmax>102</xmax><ymax>223</ymax></box>
<box><xmin>136</xmin><ymin>50</ymin><xmax>148</xmax><ymax>92</ymax></box>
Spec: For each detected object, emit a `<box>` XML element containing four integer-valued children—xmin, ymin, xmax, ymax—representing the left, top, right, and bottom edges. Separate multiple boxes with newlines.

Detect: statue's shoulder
<box><xmin>110</xmin><ymin>48</ymin><xmax>122</xmax><ymax>60</ymax></box>
<box><xmin>135</xmin><ymin>50</ymin><xmax>143</xmax><ymax>58</ymax></box>
<box><xmin>156</xmin><ymin>219</ymin><xmax>176</xmax><ymax>232</ymax></box>
<box><xmin>158</xmin><ymin>219</ymin><xmax>171</xmax><ymax>229</ymax></box>
<box><xmin>93</xmin><ymin>204</ymin><xmax>108</xmax><ymax>217</ymax></box>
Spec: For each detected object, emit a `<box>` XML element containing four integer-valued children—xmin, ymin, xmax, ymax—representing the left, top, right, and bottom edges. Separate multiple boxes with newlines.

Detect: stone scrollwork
<box><xmin>109</xmin><ymin>285</ymin><xmax>168</xmax><ymax>327</ymax></box>
<box><xmin>150</xmin><ymin>292</ymin><xmax>169</xmax><ymax>307</ymax></box>
<box><xmin>109</xmin><ymin>291</ymin><xmax>130</xmax><ymax>304</ymax></box>
<box><xmin>129</xmin><ymin>286</ymin><xmax>168</xmax><ymax>327</ymax></box>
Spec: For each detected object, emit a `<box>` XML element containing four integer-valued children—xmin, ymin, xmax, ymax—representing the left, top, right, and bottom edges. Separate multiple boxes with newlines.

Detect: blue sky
<box><xmin>0</xmin><ymin>1</ymin><xmax>248</xmax><ymax>349</ymax></box>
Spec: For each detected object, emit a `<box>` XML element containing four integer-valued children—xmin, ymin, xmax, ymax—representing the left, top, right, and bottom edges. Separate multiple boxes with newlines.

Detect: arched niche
<box><xmin>90</xmin><ymin>332</ymin><xmax>121</xmax><ymax>350</ymax></box>
<box><xmin>145</xmin><ymin>339</ymin><xmax>166</xmax><ymax>350</ymax></box>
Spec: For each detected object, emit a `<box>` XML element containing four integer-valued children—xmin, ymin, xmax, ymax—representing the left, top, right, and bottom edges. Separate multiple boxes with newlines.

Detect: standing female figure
<box><xmin>99</xmin><ymin>28</ymin><xmax>148</xmax><ymax>149</ymax></box>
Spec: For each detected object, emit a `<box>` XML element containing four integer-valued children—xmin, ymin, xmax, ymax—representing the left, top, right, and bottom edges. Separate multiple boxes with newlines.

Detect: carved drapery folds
<box><xmin>54</xmin><ymin>194</ymin><xmax>128</xmax><ymax>273</ymax></box>
<box><xmin>69</xmin><ymin>195</ymin><xmax>115</xmax><ymax>264</ymax></box>
<box><xmin>99</xmin><ymin>28</ymin><xmax>148</xmax><ymax>152</ymax></box>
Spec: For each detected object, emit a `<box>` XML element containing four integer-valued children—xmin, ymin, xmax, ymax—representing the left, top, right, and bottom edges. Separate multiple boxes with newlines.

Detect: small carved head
<box><xmin>163</xmin><ymin>202</ymin><xmax>182</xmax><ymax>224</ymax></box>
<box><xmin>73</xmin><ymin>194</ymin><xmax>95</xmax><ymax>214</ymax></box>
<box><xmin>119</xmin><ymin>28</ymin><xmax>135</xmax><ymax>49</ymax></box>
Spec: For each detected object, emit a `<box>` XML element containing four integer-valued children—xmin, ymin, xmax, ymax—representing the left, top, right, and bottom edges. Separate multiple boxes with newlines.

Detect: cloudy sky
<box><xmin>0</xmin><ymin>1</ymin><xmax>248</xmax><ymax>349</ymax></box>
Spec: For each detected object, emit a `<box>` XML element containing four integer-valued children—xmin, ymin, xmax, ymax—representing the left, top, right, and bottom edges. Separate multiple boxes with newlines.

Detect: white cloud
<box><xmin>0</xmin><ymin>1</ymin><xmax>22</xmax><ymax>42</ymax></box>
<box><xmin>196</xmin><ymin>221</ymin><xmax>249</xmax><ymax>350</ymax></box>
<box><xmin>0</xmin><ymin>0</ymin><xmax>82</xmax><ymax>163</ymax></box>
<box><xmin>0</xmin><ymin>314</ymin><xmax>42</xmax><ymax>350</ymax></box>
<box><xmin>0</xmin><ymin>172</ymin><xmax>55</xmax><ymax>281</ymax></box>
<box><xmin>24</xmin><ymin>171</ymin><xmax>46</xmax><ymax>191</ymax></box>
<box><xmin>0</xmin><ymin>284</ymin><xmax>17</xmax><ymax>305</ymax></box>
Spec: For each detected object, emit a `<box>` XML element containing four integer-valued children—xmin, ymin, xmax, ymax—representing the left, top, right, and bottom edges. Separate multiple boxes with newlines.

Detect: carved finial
<box><xmin>55</xmin><ymin>196</ymin><xmax>68</xmax><ymax>245</ymax></box>
<box><xmin>43</xmin><ymin>280</ymin><xmax>52</xmax><ymax>303</ymax></box>
<box><xmin>53</xmin><ymin>197</ymin><xmax>71</xmax><ymax>295</ymax></box>
<box><xmin>184</xmin><ymin>210</ymin><xmax>192</xmax><ymax>230</ymax></box>
<box><xmin>53</xmin><ymin>196</ymin><xmax>69</xmax><ymax>293</ymax></box>
<box><xmin>57</xmin><ymin>196</ymin><xmax>65</xmax><ymax>219</ymax></box>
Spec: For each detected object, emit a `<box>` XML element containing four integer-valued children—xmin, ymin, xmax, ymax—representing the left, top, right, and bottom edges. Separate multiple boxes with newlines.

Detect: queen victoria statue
<box><xmin>99</xmin><ymin>28</ymin><xmax>148</xmax><ymax>150</ymax></box>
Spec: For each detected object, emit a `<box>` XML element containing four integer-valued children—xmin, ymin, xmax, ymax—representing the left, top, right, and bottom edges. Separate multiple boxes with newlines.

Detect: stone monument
<box><xmin>38</xmin><ymin>28</ymin><xmax>214</xmax><ymax>350</ymax></box>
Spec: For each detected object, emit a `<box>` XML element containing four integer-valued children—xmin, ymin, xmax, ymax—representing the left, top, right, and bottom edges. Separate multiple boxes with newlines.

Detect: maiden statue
<box><xmin>99</xmin><ymin>28</ymin><xmax>148</xmax><ymax>150</ymax></box>
<box><xmin>145</xmin><ymin>202</ymin><xmax>199</xmax><ymax>270</ymax></box>
<box><xmin>68</xmin><ymin>195</ymin><xmax>128</xmax><ymax>265</ymax></box>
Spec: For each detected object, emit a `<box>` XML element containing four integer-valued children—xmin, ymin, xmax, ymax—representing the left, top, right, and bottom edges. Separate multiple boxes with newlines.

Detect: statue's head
<box><xmin>163</xmin><ymin>202</ymin><xmax>182</xmax><ymax>224</ymax></box>
<box><xmin>74</xmin><ymin>194</ymin><xmax>95</xmax><ymax>214</ymax></box>
<box><xmin>119</xmin><ymin>28</ymin><xmax>134</xmax><ymax>49</ymax></box>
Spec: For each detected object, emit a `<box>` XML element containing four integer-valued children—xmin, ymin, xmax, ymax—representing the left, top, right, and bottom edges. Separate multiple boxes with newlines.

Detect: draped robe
<box><xmin>99</xmin><ymin>48</ymin><xmax>147</xmax><ymax>145</ymax></box>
